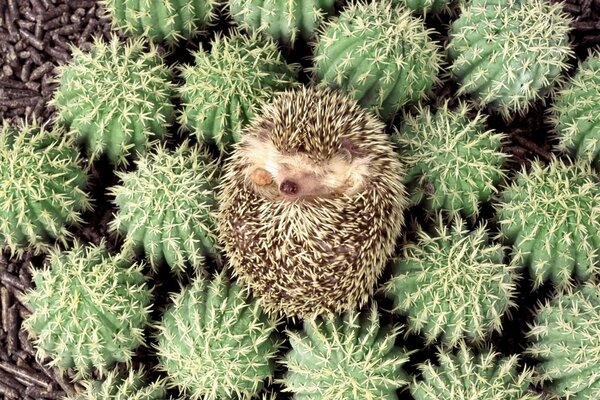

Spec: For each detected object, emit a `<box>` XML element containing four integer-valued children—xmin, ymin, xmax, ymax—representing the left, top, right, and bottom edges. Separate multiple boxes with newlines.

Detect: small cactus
<box><xmin>495</xmin><ymin>157</ymin><xmax>600</xmax><ymax>289</ymax></box>
<box><xmin>280</xmin><ymin>305</ymin><xmax>410</xmax><ymax>399</ymax></box>
<box><xmin>101</xmin><ymin>0</ymin><xmax>217</xmax><ymax>44</ymax></box>
<box><xmin>447</xmin><ymin>0</ymin><xmax>573</xmax><ymax>118</ymax></box>
<box><xmin>550</xmin><ymin>51</ymin><xmax>600</xmax><ymax>168</ymax></box>
<box><xmin>311</xmin><ymin>0</ymin><xmax>442</xmax><ymax>120</ymax></box>
<box><xmin>67</xmin><ymin>368</ymin><xmax>167</xmax><ymax>400</ymax></box>
<box><xmin>412</xmin><ymin>342</ymin><xmax>540</xmax><ymax>400</ymax></box>
<box><xmin>50</xmin><ymin>35</ymin><xmax>176</xmax><ymax>166</ymax></box>
<box><xmin>178</xmin><ymin>32</ymin><xmax>300</xmax><ymax>151</ymax></box>
<box><xmin>394</xmin><ymin>100</ymin><xmax>507</xmax><ymax>218</ymax></box>
<box><xmin>23</xmin><ymin>241</ymin><xmax>152</xmax><ymax>379</ymax></box>
<box><xmin>155</xmin><ymin>273</ymin><xmax>281</xmax><ymax>400</ymax></box>
<box><xmin>0</xmin><ymin>120</ymin><xmax>91</xmax><ymax>256</ymax></box>
<box><xmin>383</xmin><ymin>217</ymin><xmax>517</xmax><ymax>348</ymax></box>
<box><xmin>525</xmin><ymin>282</ymin><xmax>600</xmax><ymax>399</ymax></box>
<box><xmin>108</xmin><ymin>141</ymin><xmax>219</xmax><ymax>275</ymax></box>
<box><xmin>228</xmin><ymin>0</ymin><xmax>336</xmax><ymax>45</ymax></box>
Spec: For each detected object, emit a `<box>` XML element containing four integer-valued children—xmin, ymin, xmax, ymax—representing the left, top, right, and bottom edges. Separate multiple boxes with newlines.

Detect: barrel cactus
<box><xmin>67</xmin><ymin>368</ymin><xmax>167</xmax><ymax>400</ymax></box>
<box><xmin>394</xmin><ymin>100</ymin><xmax>507</xmax><ymax>218</ymax></box>
<box><xmin>178</xmin><ymin>32</ymin><xmax>300</xmax><ymax>151</ymax></box>
<box><xmin>108</xmin><ymin>141</ymin><xmax>219</xmax><ymax>275</ymax></box>
<box><xmin>447</xmin><ymin>0</ymin><xmax>573</xmax><ymax>118</ymax></box>
<box><xmin>312</xmin><ymin>0</ymin><xmax>442</xmax><ymax>120</ymax></box>
<box><xmin>0</xmin><ymin>120</ymin><xmax>91</xmax><ymax>256</ymax></box>
<box><xmin>228</xmin><ymin>0</ymin><xmax>336</xmax><ymax>44</ymax></box>
<box><xmin>495</xmin><ymin>157</ymin><xmax>600</xmax><ymax>289</ymax></box>
<box><xmin>550</xmin><ymin>51</ymin><xmax>600</xmax><ymax>168</ymax></box>
<box><xmin>50</xmin><ymin>35</ymin><xmax>176</xmax><ymax>166</ymax></box>
<box><xmin>23</xmin><ymin>241</ymin><xmax>152</xmax><ymax>379</ymax></box>
<box><xmin>280</xmin><ymin>304</ymin><xmax>410</xmax><ymax>399</ymax></box>
<box><xmin>101</xmin><ymin>0</ymin><xmax>217</xmax><ymax>44</ymax></box>
<box><xmin>525</xmin><ymin>282</ymin><xmax>600</xmax><ymax>399</ymax></box>
<box><xmin>383</xmin><ymin>217</ymin><xmax>517</xmax><ymax>348</ymax></box>
<box><xmin>155</xmin><ymin>273</ymin><xmax>281</xmax><ymax>400</ymax></box>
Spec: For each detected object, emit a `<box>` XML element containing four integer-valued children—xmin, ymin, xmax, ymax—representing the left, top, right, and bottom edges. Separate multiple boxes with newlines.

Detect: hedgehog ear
<box><xmin>338</xmin><ymin>138</ymin><xmax>358</xmax><ymax>161</ymax></box>
<box><xmin>256</xmin><ymin>120</ymin><xmax>273</xmax><ymax>139</ymax></box>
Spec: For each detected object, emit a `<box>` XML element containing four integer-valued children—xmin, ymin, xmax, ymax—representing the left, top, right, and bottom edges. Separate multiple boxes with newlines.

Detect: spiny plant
<box><xmin>311</xmin><ymin>0</ymin><xmax>442</xmax><ymax>121</ymax></box>
<box><xmin>228</xmin><ymin>0</ymin><xmax>336</xmax><ymax>45</ymax></box>
<box><xmin>280</xmin><ymin>304</ymin><xmax>410</xmax><ymax>399</ymax></box>
<box><xmin>0</xmin><ymin>120</ymin><xmax>91</xmax><ymax>257</ymax></box>
<box><xmin>108</xmin><ymin>140</ymin><xmax>220</xmax><ymax>275</ymax></box>
<box><xmin>101</xmin><ymin>0</ymin><xmax>218</xmax><ymax>44</ymax></box>
<box><xmin>383</xmin><ymin>217</ymin><xmax>517</xmax><ymax>348</ymax></box>
<box><xmin>67</xmin><ymin>368</ymin><xmax>167</xmax><ymax>400</ymax></box>
<box><xmin>525</xmin><ymin>282</ymin><xmax>600</xmax><ymax>399</ymax></box>
<box><xmin>391</xmin><ymin>0</ymin><xmax>454</xmax><ymax>14</ymax></box>
<box><xmin>412</xmin><ymin>342</ymin><xmax>540</xmax><ymax>399</ymax></box>
<box><xmin>155</xmin><ymin>273</ymin><xmax>281</xmax><ymax>400</ymax></box>
<box><xmin>447</xmin><ymin>0</ymin><xmax>573</xmax><ymax>119</ymax></box>
<box><xmin>22</xmin><ymin>241</ymin><xmax>152</xmax><ymax>380</ymax></box>
<box><xmin>50</xmin><ymin>35</ymin><xmax>176</xmax><ymax>166</ymax></box>
<box><xmin>178</xmin><ymin>31</ymin><xmax>300</xmax><ymax>151</ymax></box>
<box><xmin>550</xmin><ymin>50</ymin><xmax>600</xmax><ymax>168</ymax></box>
<box><xmin>495</xmin><ymin>157</ymin><xmax>600</xmax><ymax>289</ymax></box>
<box><xmin>393</xmin><ymin>100</ymin><xmax>507</xmax><ymax>218</ymax></box>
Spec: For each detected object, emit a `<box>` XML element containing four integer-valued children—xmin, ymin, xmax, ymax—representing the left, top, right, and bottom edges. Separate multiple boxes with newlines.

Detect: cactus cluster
<box><xmin>50</xmin><ymin>35</ymin><xmax>176</xmax><ymax>166</ymax></box>
<box><xmin>0</xmin><ymin>120</ymin><xmax>91</xmax><ymax>256</ymax></box>
<box><xmin>23</xmin><ymin>241</ymin><xmax>152</xmax><ymax>379</ymax></box>
<box><xmin>67</xmin><ymin>368</ymin><xmax>167</xmax><ymax>400</ymax></box>
<box><xmin>447</xmin><ymin>0</ymin><xmax>573</xmax><ymax>118</ymax></box>
<box><xmin>280</xmin><ymin>305</ymin><xmax>410</xmax><ymax>399</ymax></box>
<box><xmin>495</xmin><ymin>158</ymin><xmax>600</xmax><ymax>289</ymax></box>
<box><xmin>155</xmin><ymin>273</ymin><xmax>281</xmax><ymax>400</ymax></box>
<box><xmin>312</xmin><ymin>0</ymin><xmax>442</xmax><ymax>120</ymax></box>
<box><xmin>178</xmin><ymin>32</ymin><xmax>300</xmax><ymax>151</ymax></box>
<box><xmin>108</xmin><ymin>141</ymin><xmax>219</xmax><ymax>275</ymax></box>
<box><xmin>394</xmin><ymin>100</ymin><xmax>507</xmax><ymax>218</ymax></box>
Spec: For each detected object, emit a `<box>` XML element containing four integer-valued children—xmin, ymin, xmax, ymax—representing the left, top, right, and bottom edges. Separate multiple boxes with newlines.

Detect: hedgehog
<box><xmin>218</xmin><ymin>86</ymin><xmax>407</xmax><ymax>318</ymax></box>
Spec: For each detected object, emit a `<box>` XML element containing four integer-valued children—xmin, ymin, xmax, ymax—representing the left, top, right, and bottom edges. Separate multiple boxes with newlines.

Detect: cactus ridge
<box><xmin>69</xmin><ymin>368</ymin><xmax>167</xmax><ymax>400</ymax></box>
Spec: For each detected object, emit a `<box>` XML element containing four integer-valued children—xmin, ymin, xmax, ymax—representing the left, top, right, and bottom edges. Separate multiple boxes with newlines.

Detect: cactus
<box><xmin>391</xmin><ymin>0</ymin><xmax>454</xmax><ymax>14</ymax></box>
<box><xmin>412</xmin><ymin>342</ymin><xmax>540</xmax><ymax>400</ymax></box>
<box><xmin>311</xmin><ymin>0</ymin><xmax>442</xmax><ymax>120</ymax></box>
<box><xmin>280</xmin><ymin>305</ymin><xmax>410</xmax><ymax>399</ymax></box>
<box><xmin>550</xmin><ymin>51</ymin><xmax>600</xmax><ymax>168</ymax></box>
<box><xmin>155</xmin><ymin>273</ymin><xmax>281</xmax><ymax>400</ymax></box>
<box><xmin>178</xmin><ymin>32</ymin><xmax>300</xmax><ymax>151</ymax></box>
<box><xmin>525</xmin><ymin>282</ymin><xmax>600</xmax><ymax>399</ymax></box>
<box><xmin>101</xmin><ymin>0</ymin><xmax>217</xmax><ymax>44</ymax></box>
<box><xmin>394</xmin><ymin>100</ymin><xmax>507</xmax><ymax>218</ymax></box>
<box><xmin>22</xmin><ymin>241</ymin><xmax>152</xmax><ymax>379</ymax></box>
<box><xmin>495</xmin><ymin>157</ymin><xmax>600</xmax><ymax>289</ymax></box>
<box><xmin>383</xmin><ymin>217</ymin><xmax>517</xmax><ymax>348</ymax></box>
<box><xmin>50</xmin><ymin>35</ymin><xmax>176</xmax><ymax>166</ymax></box>
<box><xmin>447</xmin><ymin>0</ymin><xmax>573</xmax><ymax>119</ymax></box>
<box><xmin>228</xmin><ymin>0</ymin><xmax>336</xmax><ymax>44</ymax></box>
<box><xmin>67</xmin><ymin>368</ymin><xmax>167</xmax><ymax>400</ymax></box>
<box><xmin>0</xmin><ymin>120</ymin><xmax>91</xmax><ymax>256</ymax></box>
<box><xmin>108</xmin><ymin>141</ymin><xmax>219</xmax><ymax>275</ymax></box>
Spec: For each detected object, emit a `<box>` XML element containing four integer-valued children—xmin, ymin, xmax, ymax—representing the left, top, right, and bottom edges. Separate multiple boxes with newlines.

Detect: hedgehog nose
<box><xmin>280</xmin><ymin>180</ymin><xmax>298</xmax><ymax>195</ymax></box>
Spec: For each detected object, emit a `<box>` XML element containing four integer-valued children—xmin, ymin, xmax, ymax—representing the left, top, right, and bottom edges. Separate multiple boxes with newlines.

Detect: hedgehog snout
<box><xmin>279</xmin><ymin>180</ymin><xmax>299</xmax><ymax>195</ymax></box>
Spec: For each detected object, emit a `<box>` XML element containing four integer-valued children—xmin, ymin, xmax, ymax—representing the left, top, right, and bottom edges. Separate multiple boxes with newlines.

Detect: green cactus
<box><xmin>412</xmin><ymin>342</ymin><xmax>540</xmax><ymax>400</ymax></box>
<box><xmin>108</xmin><ymin>141</ymin><xmax>219</xmax><ymax>275</ymax></box>
<box><xmin>447</xmin><ymin>0</ymin><xmax>573</xmax><ymax>119</ymax></box>
<box><xmin>394</xmin><ymin>100</ymin><xmax>507</xmax><ymax>218</ymax></box>
<box><xmin>550</xmin><ymin>51</ymin><xmax>600</xmax><ymax>168</ymax></box>
<box><xmin>50</xmin><ymin>35</ymin><xmax>176</xmax><ymax>166</ymax></box>
<box><xmin>67</xmin><ymin>368</ymin><xmax>167</xmax><ymax>400</ymax></box>
<box><xmin>0</xmin><ymin>120</ymin><xmax>91</xmax><ymax>256</ymax></box>
<box><xmin>155</xmin><ymin>273</ymin><xmax>281</xmax><ymax>400</ymax></box>
<box><xmin>525</xmin><ymin>282</ymin><xmax>600</xmax><ymax>399</ymax></box>
<box><xmin>228</xmin><ymin>0</ymin><xmax>336</xmax><ymax>44</ymax></box>
<box><xmin>383</xmin><ymin>217</ymin><xmax>517</xmax><ymax>348</ymax></box>
<box><xmin>311</xmin><ymin>0</ymin><xmax>442</xmax><ymax>121</ymax></box>
<box><xmin>23</xmin><ymin>241</ymin><xmax>152</xmax><ymax>379</ymax></box>
<box><xmin>101</xmin><ymin>0</ymin><xmax>217</xmax><ymax>44</ymax></box>
<box><xmin>495</xmin><ymin>158</ymin><xmax>600</xmax><ymax>289</ymax></box>
<box><xmin>280</xmin><ymin>305</ymin><xmax>410</xmax><ymax>399</ymax></box>
<box><xmin>391</xmin><ymin>0</ymin><xmax>454</xmax><ymax>14</ymax></box>
<box><xmin>178</xmin><ymin>32</ymin><xmax>300</xmax><ymax>151</ymax></box>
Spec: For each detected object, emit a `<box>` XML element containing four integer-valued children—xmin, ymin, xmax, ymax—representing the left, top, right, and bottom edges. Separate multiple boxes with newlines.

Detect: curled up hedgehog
<box><xmin>218</xmin><ymin>87</ymin><xmax>407</xmax><ymax>318</ymax></box>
